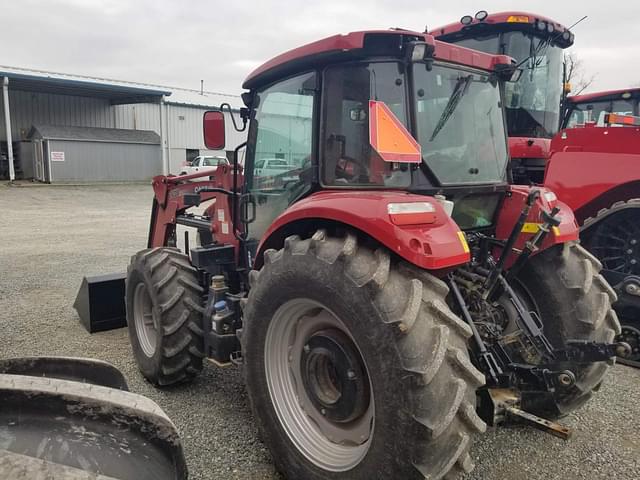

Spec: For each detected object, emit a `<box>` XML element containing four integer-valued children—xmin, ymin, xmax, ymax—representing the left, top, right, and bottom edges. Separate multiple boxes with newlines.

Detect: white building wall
<box><xmin>114</xmin><ymin>103</ymin><xmax>247</xmax><ymax>174</ymax></box>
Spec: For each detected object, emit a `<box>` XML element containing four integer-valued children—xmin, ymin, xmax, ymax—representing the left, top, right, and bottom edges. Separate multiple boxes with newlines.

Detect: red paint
<box><xmin>243</xmin><ymin>30</ymin><xmax>513</xmax><ymax>89</ymax></box>
<box><xmin>494</xmin><ymin>185</ymin><xmax>579</xmax><ymax>266</ymax></box>
<box><xmin>429</xmin><ymin>11</ymin><xmax>571</xmax><ymax>39</ymax></box>
<box><xmin>148</xmin><ymin>164</ymin><xmax>243</xmax><ymax>254</ymax></box>
<box><xmin>544</xmin><ymin>127</ymin><xmax>640</xmax><ymax>221</ymax></box>
<box><xmin>508</xmin><ymin>137</ymin><xmax>552</xmax><ymax>160</ymax></box>
<box><xmin>257</xmin><ymin>191</ymin><xmax>470</xmax><ymax>271</ymax></box>
<box><xmin>568</xmin><ymin>88</ymin><xmax>640</xmax><ymax>105</ymax></box>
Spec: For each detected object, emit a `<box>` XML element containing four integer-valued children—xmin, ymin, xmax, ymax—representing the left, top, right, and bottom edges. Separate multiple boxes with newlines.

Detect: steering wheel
<box><xmin>335</xmin><ymin>156</ymin><xmax>370</xmax><ymax>183</ymax></box>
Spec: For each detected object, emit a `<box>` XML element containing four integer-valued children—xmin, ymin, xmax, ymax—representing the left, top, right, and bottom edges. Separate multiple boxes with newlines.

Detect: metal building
<box><xmin>0</xmin><ymin>65</ymin><xmax>246</xmax><ymax>182</ymax></box>
<box><xmin>114</xmin><ymin>89</ymin><xmax>246</xmax><ymax>173</ymax></box>
<box><xmin>28</xmin><ymin>125</ymin><xmax>161</xmax><ymax>182</ymax></box>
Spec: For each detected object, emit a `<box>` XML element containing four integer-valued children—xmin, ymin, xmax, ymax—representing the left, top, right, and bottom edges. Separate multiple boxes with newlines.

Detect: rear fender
<box><xmin>255</xmin><ymin>190</ymin><xmax>470</xmax><ymax>271</ymax></box>
<box><xmin>494</xmin><ymin>185</ymin><xmax>579</xmax><ymax>267</ymax></box>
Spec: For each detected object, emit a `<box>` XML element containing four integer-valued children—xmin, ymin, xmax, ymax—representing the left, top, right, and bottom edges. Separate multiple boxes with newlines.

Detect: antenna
<box><xmin>514</xmin><ymin>15</ymin><xmax>588</xmax><ymax>70</ymax></box>
<box><xmin>200</xmin><ymin>79</ymin><xmax>204</xmax><ymax>95</ymax></box>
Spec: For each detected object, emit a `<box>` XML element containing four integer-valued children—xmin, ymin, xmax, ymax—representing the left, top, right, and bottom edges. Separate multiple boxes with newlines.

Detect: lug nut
<box><xmin>347</xmin><ymin>369</ymin><xmax>356</xmax><ymax>380</ymax></box>
<box><xmin>558</xmin><ymin>373</ymin><xmax>573</xmax><ymax>386</ymax></box>
<box><xmin>303</xmin><ymin>344</ymin><xmax>310</xmax><ymax>353</ymax></box>
<box><xmin>321</xmin><ymin>408</ymin><xmax>326</xmax><ymax>416</ymax></box>
<box><xmin>626</xmin><ymin>284</ymin><xmax>640</xmax><ymax>296</ymax></box>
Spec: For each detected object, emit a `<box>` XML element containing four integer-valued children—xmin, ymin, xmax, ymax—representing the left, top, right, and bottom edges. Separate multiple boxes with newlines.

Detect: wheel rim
<box><xmin>587</xmin><ymin>210</ymin><xmax>640</xmax><ymax>275</ymax></box>
<box><xmin>618</xmin><ymin>323</ymin><xmax>640</xmax><ymax>362</ymax></box>
<box><xmin>264</xmin><ymin>298</ymin><xmax>374</xmax><ymax>472</ymax></box>
<box><xmin>133</xmin><ymin>283</ymin><xmax>157</xmax><ymax>357</ymax></box>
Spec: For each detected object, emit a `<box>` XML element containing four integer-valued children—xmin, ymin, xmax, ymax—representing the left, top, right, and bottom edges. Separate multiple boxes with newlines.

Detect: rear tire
<box><xmin>515</xmin><ymin>242</ymin><xmax>621</xmax><ymax>417</ymax></box>
<box><xmin>126</xmin><ymin>247</ymin><xmax>205</xmax><ymax>386</ymax></box>
<box><xmin>242</xmin><ymin>231</ymin><xmax>486</xmax><ymax>480</ymax></box>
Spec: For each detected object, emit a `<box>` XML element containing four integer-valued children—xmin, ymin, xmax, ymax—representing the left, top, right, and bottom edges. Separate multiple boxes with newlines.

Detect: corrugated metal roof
<box><xmin>29</xmin><ymin>125</ymin><xmax>161</xmax><ymax>144</ymax></box>
<box><xmin>164</xmin><ymin>88</ymin><xmax>242</xmax><ymax>109</ymax></box>
<box><xmin>0</xmin><ymin>65</ymin><xmax>242</xmax><ymax>108</ymax></box>
<box><xmin>0</xmin><ymin>65</ymin><xmax>170</xmax><ymax>104</ymax></box>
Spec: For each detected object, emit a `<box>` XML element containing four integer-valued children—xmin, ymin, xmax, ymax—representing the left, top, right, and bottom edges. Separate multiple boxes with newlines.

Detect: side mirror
<box><xmin>203</xmin><ymin>111</ymin><xmax>225</xmax><ymax>150</ymax></box>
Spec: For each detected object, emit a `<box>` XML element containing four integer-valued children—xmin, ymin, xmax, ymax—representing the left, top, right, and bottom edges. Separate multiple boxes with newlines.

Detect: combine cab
<box><xmin>107</xmin><ymin>28</ymin><xmax>632</xmax><ymax>480</ymax></box>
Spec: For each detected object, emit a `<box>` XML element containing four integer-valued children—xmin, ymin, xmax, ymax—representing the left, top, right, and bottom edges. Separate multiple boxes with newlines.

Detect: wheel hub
<box><xmin>618</xmin><ymin>324</ymin><xmax>640</xmax><ymax>361</ymax></box>
<box><xmin>133</xmin><ymin>283</ymin><xmax>158</xmax><ymax>357</ymax></box>
<box><xmin>264</xmin><ymin>299</ymin><xmax>374</xmax><ymax>472</ymax></box>
<box><xmin>300</xmin><ymin>329</ymin><xmax>370</xmax><ymax>424</ymax></box>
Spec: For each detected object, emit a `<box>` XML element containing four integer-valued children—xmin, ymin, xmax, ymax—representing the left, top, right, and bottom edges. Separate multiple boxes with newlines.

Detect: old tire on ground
<box><xmin>515</xmin><ymin>241</ymin><xmax>621</xmax><ymax>418</ymax></box>
<box><xmin>126</xmin><ymin>247</ymin><xmax>205</xmax><ymax>386</ymax></box>
<box><xmin>242</xmin><ymin>230</ymin><xmax>486</xmax><ymax>480</ymax></box>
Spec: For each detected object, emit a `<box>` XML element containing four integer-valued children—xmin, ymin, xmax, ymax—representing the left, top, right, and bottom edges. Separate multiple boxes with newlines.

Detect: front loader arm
<box><xmin>147</xmin><ymin>165</ymin><xmax>242</xmax><ymax>250</ymax></box>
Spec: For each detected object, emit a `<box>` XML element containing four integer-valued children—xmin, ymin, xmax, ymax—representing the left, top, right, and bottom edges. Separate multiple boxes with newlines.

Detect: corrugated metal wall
<box><xmin>115</xmin><ymin>103</ymin><xmax>247</xmax><ymax>173</ymax></box>
<box><xmin>114</xmin><ymin>103</ymin><xmax>246</xmax><ymax>149</ymax></box>
<box><xmin>0</xmin><ymin>90</ymin><xmax>114</xmax><ymax>141</ymax></box>
<box><xmin>48</xmin><ymin>140</ymin><xmax>161</xmax><ymax>182</ymax></box>
<box><xmin>0</xmin><ymin>86</ymin><xmax>247</xmax><ymax>179</ymax></box>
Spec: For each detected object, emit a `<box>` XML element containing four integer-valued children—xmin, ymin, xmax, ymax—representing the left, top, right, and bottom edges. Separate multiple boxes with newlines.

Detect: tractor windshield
<box><xmin>457</xmin><ymin>32</ymin><xmax>564</xmax><ymax>138</ymax></box>
<box><xmin>413</xmin><ymin>64</ymin><xmax>508</xmax><ymax>185</ymax></box>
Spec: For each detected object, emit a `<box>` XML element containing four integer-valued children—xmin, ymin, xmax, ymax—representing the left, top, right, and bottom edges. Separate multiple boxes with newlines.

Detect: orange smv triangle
<box><xmin>369</xmin><ymin>100</ymin><xmax>422</xmax><ymax>163</ymax></box>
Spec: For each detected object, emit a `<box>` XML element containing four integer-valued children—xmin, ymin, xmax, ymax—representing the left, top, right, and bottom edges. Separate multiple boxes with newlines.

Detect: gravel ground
<box><xmin>0</xmin><ymin>183</ymin><xmax>638</xmax><ymax>480</ymax></box>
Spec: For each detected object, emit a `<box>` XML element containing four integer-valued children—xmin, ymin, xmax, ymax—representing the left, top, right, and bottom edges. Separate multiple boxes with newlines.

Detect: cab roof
<box><xmin>429</xmin><ymin>11</ymin><xmax>574</xmax><ymax>49</ymax></box>
<box><xmin>569</xmin><ymin>88</ymin><xmax>640</xmax><ymax>104</ymax></box>
<box><xmin>243</xmin><ymin>29</ymin><xmax>513</xmax><ymax>90</ymax></box>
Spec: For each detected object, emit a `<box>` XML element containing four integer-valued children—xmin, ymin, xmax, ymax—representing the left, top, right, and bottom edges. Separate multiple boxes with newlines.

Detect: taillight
<box><xmin>387</xmin><ymin>202</ymin><xmax>437</xmax><ymax>225</ymax></box>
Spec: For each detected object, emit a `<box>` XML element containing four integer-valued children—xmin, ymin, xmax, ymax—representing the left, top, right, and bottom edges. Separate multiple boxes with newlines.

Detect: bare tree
<box><xmin>565</xmin><ymin>52</ymin><xmax>596</xmax><ymax>95</ymax></box>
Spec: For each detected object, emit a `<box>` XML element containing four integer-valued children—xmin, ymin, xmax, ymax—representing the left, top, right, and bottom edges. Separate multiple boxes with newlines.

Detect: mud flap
<box><xmin>0</xmin><ymin>373</ymin><xmax>187</xmax><ymax>480</ymax></box>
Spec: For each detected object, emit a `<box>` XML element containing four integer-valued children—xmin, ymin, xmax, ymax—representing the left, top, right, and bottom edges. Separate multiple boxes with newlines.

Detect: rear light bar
<box><xmin>604</xmin><ymin>113</ymin><xmax>640</xmax><ymax>127</ymax></box>
<box><xmin>387</xmin><ymin>202</ymin><xmax>436</xmax><ymax>225</ymax></box>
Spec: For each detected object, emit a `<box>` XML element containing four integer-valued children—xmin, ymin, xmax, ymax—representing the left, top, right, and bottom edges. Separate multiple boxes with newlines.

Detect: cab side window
<box><xmin>246</xmin><ymin>72</ymin><xmax>317</xmax><ymax>242</ymax></box>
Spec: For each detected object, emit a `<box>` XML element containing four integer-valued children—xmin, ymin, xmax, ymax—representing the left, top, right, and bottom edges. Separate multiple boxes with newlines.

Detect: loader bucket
<box><xmin>74</xmin><ymin>272</ymin><xmax>127</xmax><ymax>333</ymax></box>
<box><xmin>0</xmin><ymin>357</ymin><xmax>187</xmax><ymax>480</ymax></box>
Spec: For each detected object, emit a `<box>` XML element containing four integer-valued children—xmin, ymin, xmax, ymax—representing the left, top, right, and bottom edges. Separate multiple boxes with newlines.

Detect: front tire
<box><xmin>242</xmin><ymin>231</ymin><xmax>486</xmax><ymax>480</ymax></box>
<box><xmin>126</xmin><ymin>247</ymin><xmax>205</xmax><ymax>386</ymax></box>
<box><xmin>515</xmin><ymin>242</ymin><xmax>621</xmax><ymax>417</ymax></box>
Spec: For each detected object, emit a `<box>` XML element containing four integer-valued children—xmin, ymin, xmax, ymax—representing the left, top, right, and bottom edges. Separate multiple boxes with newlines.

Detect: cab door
<box><xmin>244</xmin><ymin>72</ymin><xmax>317</xmax><ymax>244</ymax></box>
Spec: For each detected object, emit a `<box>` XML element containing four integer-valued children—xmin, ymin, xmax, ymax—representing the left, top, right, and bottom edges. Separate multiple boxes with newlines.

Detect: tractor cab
<box><xmin>430</xmin><ymin>11</ymin><xmax>574</xmax><ymax>184</ymax></box>
<box><xmin>207</xmin><ymin>30</ymin><xmax>515</xmax><ymax>249</ymax></box>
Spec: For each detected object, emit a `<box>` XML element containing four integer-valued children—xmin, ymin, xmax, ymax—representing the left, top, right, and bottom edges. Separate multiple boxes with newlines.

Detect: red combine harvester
<box><xmin>551</xmin><ymin>88</ymin><xmax>640</xmax><ymax>366</ymax></box>
<box><xmin>432</xmin><ymin>12</ymin><xmax>640</xmax><ymax>366</ymax></box>
<box><xmin>105</xmin><ymin>30</ymin><xmax>630</xmax><ymax>479</ymax></box>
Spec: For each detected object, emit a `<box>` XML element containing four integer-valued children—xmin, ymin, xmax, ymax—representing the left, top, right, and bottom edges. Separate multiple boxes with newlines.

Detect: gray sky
<box><xmin>1</xmin><ymin>0</ymin><xmax>638</xmax><ymax>95</ymax></box>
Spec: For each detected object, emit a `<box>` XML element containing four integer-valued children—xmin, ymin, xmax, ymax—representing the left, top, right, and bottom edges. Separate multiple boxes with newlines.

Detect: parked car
<box><xmin>179</xmin><ymin>155</ymin><xmax>229</xmax><ymax>176</ymax></box>
<box><xmin>254</xmin><ymin>158</ymin><xmax>299</xmax><ymax>189</ymax></box>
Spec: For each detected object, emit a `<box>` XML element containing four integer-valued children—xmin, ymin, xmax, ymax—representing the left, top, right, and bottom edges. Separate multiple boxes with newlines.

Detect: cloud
<box><xmin>1</xmin><ymin>0</ymin><xmax>638</xmax><ymax>94</ymax></box>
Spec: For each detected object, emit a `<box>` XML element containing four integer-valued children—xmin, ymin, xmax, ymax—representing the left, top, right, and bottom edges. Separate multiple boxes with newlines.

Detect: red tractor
<box><xmin>124</xmin><ymin>30</ymin><xmax>627</xmax><ymax>479</ymax></box>
<box><xmin>431</xmin><ymin>12</ymin><xmax>640</xmax><ymax>366</ymax></box>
